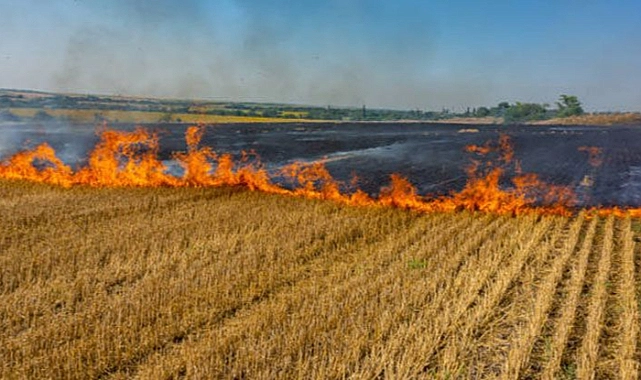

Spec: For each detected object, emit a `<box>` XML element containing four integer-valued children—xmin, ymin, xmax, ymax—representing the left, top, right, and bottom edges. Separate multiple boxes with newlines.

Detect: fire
<box><xmin>0</xmin><ymin>125</ymin><xmax>639</xmax><ymax>218</ymax></box>
<box><xmin>0</xmin><ymin>142</ymin><xmax>73</xmax><ymax>187</ymax></box>
<box><xmin>74</xmin><ymin>128</ymin><xmax>177</xmax><ymax>187</ymax></box>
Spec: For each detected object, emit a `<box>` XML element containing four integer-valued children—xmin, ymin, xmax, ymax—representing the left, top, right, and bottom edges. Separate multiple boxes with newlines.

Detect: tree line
<box><xmin>0</xmin><ymin>90</ymin><xmax>585</xmax><ymax>123</ymax></box>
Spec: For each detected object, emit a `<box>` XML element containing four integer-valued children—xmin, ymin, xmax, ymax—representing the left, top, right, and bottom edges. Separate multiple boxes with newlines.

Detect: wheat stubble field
<box><xmin>1</xmin><ymin>179</ymin><xmax>641</xmax><ymax>379</ymax></box>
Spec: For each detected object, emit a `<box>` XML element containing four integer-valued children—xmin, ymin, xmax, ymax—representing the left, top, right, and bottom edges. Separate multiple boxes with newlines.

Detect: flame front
<box><xmin>0</xmin><ymin>125</ymin><xmax>638</xmax><ymax>217</ymax></box>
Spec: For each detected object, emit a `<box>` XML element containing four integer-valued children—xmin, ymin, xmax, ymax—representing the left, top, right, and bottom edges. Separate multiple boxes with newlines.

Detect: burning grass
<box><xmin>4</xmin><ymin>124</ymin><xmax>637</xmax><ymax>218</ymax></box>
<box><xmin>1</xmin><ymin>180</ymin><xmax>640</xmax><ymax>378</ymax></box>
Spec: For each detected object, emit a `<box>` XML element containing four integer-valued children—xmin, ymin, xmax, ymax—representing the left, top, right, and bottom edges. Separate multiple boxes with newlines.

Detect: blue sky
<box><xmin>0</xmin><ymin>0</ymin><xmax>640</xmax><ymax>111</ymax></box>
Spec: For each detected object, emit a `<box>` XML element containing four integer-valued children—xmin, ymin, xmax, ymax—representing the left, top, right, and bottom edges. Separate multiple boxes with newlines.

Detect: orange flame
<box><xmin>1</xmin><ymin>125</ymin><xmax>640</xmax><ymax>218</ymax></box>
<box><xmin>0</xmin><ymin>143</ymin><xmax>73</xmax><ymax>187</ymax></box>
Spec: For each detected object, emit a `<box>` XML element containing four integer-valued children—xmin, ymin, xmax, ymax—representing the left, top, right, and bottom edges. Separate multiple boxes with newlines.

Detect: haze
<box><xmin>1</xmin><ymin>0</ymin><xmax>640</xmax><ymax>111</ymax></box>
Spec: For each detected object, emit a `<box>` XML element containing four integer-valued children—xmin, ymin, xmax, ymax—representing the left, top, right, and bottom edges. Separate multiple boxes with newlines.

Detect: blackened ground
<box><xmin>2</xmin><ymin>121</ymin><xmax>641</xmax><ymax>207</ymax></box>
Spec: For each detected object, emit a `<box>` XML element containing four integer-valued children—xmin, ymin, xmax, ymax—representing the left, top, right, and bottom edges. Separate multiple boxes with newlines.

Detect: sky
<box><xmin>0</xmin><ymin>0</ymin><xmax>640</xmax><ymax>111</ymax></box>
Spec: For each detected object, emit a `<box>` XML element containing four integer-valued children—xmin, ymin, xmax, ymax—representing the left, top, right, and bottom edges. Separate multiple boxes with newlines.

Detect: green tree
<box><xmin>261</xmin><ymin>108</ymin><xmax>280</xmax><ymax>118</ymax></box>
<box><xmin>504</xmin><ymin>102</ymin><xmax>548</xmax><ymax>123</ymax></box>
<box><xmin>489</xmin><ymin>102</ymin><xmax>511</xmax><ymax>117</ymax></box>
<box><xmin>475</xmin><ymin>106</ymin><xmax>490</xmax><ymax>117</ymax></box>
<box><xmin>556</xmin><ymin>94</ymin><xmax>584</xmax><ymax>117</ymax></box>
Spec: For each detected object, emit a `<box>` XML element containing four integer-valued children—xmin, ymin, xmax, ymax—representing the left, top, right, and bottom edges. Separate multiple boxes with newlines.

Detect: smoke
<box><xmin>44</xmin><ymin>1</ymin><xmax>460</xmax><ymax>109</ymax></box>
<box><xmin>0</xmin><ymin>119</ymin><xmax>97</xmax><ymax>165</ymax></box>
<box><xmin>0</xmin><ymin>123</ymin><xmax>21</xmax><ymax>157</ymax></box>
<box><xmin>1</xmin><ymin>1</ymin><xmax>640</xmax><ymax>110</ymax></box>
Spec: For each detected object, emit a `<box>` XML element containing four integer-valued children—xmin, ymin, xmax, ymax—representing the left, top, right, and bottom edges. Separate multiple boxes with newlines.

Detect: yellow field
<box><xmin>1</xmin><ymin>180</ymin><xmax>640</xmax><ymax>379</ymax></box>
<box><xmin>531</xmin><ymin>113</ymin><xmax>641</xmax><ymax>126</ymax></box>
<box><xmin>8</xmin><ymin>108</ymin><xmax>316</xmax><ymax>124</ymax></box>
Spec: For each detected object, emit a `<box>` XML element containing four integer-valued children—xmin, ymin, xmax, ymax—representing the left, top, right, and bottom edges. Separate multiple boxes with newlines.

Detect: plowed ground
<box><xmin>1</xmin><ymin>180</ymin><xmax>640</xmax><ymax>379</ymax></box>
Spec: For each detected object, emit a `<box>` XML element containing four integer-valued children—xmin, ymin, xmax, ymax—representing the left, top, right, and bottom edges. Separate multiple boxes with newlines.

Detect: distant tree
<box><xmin>504</xmin><ymin>102</ymin><xmax>548</xmax><ymax>123</ymax></box>
<box><xmin>556</xmin><ymin>94</ymin><xmax>584</xmax><ymax>117</ymax></box>
<box><xmin>423</xmin><ymin>111</ymin><xmax>438</xmax><ymax>120</ymax></box>
<box><xmin>497</xmin><ymin>102</ymin><xmax>510</xmax><ymax>110</ymax></box>
<box><xmin>475</xmin><ymin>107</ymin><xmax>490</xmax><ymax>117</ymax></box>
<box><xmin>261</xmin><ymin>108</ymin><xmax>279</xmax><ymax>118</ymax></box>
<box><xmin>489</xmin><ymin>102</ymin><xmax>511</xmax><ymax>117</ymax></box>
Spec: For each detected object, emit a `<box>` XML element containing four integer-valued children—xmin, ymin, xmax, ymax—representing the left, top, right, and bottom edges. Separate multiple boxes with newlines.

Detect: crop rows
<box><xmin>1</xmin><ymin>180</ymin><xmax>640</xmax><ymax>379</ymax></box>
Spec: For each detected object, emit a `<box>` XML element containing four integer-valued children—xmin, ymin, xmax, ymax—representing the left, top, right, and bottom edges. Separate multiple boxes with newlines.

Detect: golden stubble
<box><xmin>1</xmin><ymin>180</ymin><xmax>639</xmax><ymax>379</ymax></box>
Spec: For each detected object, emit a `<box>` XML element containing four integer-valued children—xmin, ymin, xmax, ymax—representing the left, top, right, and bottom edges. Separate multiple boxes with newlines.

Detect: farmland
<box><xmin>7</xmin><ymin>107</ymin><xmax>308</xmax><ymax>124</ymax></box>
<box><xmin>1</xmin><ymin>179</ymin><xmax>640</xmax><ymax>378</ymax></box>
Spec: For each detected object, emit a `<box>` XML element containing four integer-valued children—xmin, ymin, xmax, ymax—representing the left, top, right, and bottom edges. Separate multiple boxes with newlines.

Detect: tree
<box><xmin>475</xmin><ymin>106</ymin><xmax>490</xmax><ymax>117</ymax></box>
<box><xmin>261</xmin><ymin>108</ymin><xmax>279</xmax><ymax>118</ymax></box>
<box><xmin>489</xmin><ymin>102</ymin><xmax>511</xmax><ymax>117</ymax></box>
<box><xmin>504</xmin><ymin>102</ymin><xmax>548</xmax><ymax>123</ymax></box>
<box><xmin>556</xmin><ymin>94</ymin><xmax>584</xmax><ymax>118</ymax></box>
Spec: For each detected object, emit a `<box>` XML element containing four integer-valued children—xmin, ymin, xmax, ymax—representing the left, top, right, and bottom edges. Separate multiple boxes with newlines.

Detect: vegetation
<box><xmin>503</xmin><ymin>101</ymin><xmax>549</xmax><ymax>123</ymax></box>
<box><xmin>532</xmin><ymin>112</ymin><xmax>641</xmax><ymax>126</ymax></box>
<box><xmin>0</xmin><ymin>88</ymin><xmax>637</xmax><ymax>124</ymax></box>
<box><xmin>1</xmin><ymin>179</ymin><xmax>640</xmax><ymax>378</ymax></box>
<box><xmin>499</xmin><ymin>95</ymin><xmax>583</xmax><ymax>123</ymax></box>
<box><xmin>6</xmin><ymin>107</ymin><xmax>306</xmax><ymax>124</ymax></box>
<box><xmin>557</xmin><ymin>94</ymin><xmax>585</xmax><ymax>118</ymax></box>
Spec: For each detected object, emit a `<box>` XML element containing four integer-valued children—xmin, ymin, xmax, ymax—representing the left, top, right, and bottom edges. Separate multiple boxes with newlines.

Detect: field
<box><xmin>531</xmin><ymin>113</ymin><xmax>641</xmax><ymax>126</ymax></box>
<box><xmin>7</xmin><ymin>108</ymin><xmax>314</xmax><ymax>124</ymax></box>
<box><xmin>2</xmin><ymin>179</ymin><xmax>641</xmax><ymax>379</ymax></box>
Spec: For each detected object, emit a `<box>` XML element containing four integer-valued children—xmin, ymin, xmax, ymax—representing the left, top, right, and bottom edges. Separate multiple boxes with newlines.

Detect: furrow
<box><xmin>355</xmin><ymin>217</ymin><xmax>525</xmax><ymax>378</ymax></box>
<box><xmin>577</xmin><ymin>216</ymin><xmax>614</xmax><ymax>380</ymax></box>
<box><xmin>433</xmin><ymin>216</ymin><xmax>564</xmax><ymax>377</ymax></box>
<box><xmin>88</xmin><ymin>210</ymin><xmax>460</xmax><ymax>380</ymax></box>
<box><xmin>2</xmin><ymin>192</ymin><xmax>424</xmax><ymax>379</ymax></box>
<box><xmin>500</xmin><ymin>215</ymin><xmax>585</xmax><ymax>379</ymax></box>
<box><xmin>0</xmin><ymin>188</ymin><xmax>239</xmax><ymax>294</ymax></box>
<box><xmin>614</xmin><ymin>218</ymin><xmax>639</xmax><ymax>379</ymax></box>
<box><xmin>0</xmin><ymin>191</ymin><xmax>262</xmax><ymax>338</ymax></box>
<box><xmin>358</xmin><ymin>216</ymin><xmax>557</xmax><ymax>378</ymax></box>
<box><xmin>538</xmin><ymin>216</ymin><xmax>598</xmax><ymax>379</ymax></box>
<box><xmin>129</xmin><ymin>215</ymin><xmax>503</xmax><ymax>379</ymax></box>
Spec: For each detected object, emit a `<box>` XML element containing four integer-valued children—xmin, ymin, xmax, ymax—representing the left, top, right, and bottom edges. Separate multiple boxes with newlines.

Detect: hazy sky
<box><xmin>1</xmin><ymin>0</ymin><xmax>640</xmax><ymax>111</ymax></box>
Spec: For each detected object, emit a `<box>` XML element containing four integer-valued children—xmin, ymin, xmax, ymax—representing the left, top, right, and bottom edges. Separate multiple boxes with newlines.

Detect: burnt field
<box><xmin>2</xmin><ymin>121</ymin><xmax>641</xmax><ymax>207</ymax></box>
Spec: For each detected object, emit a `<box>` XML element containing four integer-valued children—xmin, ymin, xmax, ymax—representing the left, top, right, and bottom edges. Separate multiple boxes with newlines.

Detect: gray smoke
<box><xmin>49</xmin><ymin>1</ymin><xmax>456</xmax><ymax>109</ymax></box>
<box><xmin>0</xmin><ymin>119</ymin><xmax>96</xmax><ymax>165</ymax></box>
<box><xmin>1</xmin><ymin>1</ymin><xmax>640</xmax><ymax>110</ymax></box>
